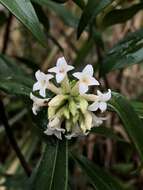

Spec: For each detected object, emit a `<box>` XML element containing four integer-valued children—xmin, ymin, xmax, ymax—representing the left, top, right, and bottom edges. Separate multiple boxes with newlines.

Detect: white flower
<box><xmin>33</xmin><ymin>70</ymin><xmax>53</xmax><ymax>97</ymax></box>
<box><xmin>30</xmin><ymin>93</ymin><xmax>49</xmax><ymax>115</ymax></box>
<box><xmin>65</xmin><ymin>124</ymin><xmax>88</xmax><ymax>140</ymax></box>
<box><xmin>44</xmin><ymin>117</ymin><xmax>65</xmax><ymax>140</ymax></box>
<box><xmin>88</xmin><ymin>89</ymin><xmax>111</xmax><ymax>112</ymax></box>
<box><xmin>48</xmin><ymin>57</ymin><xmax>74</xmax><ymax>83</ymax></box>
<box><xmin>73</xmin><ymin>64</ymin><xmax>99</xmax><ymax>94</ymax></box>
<box><xmin>91</xmin><ymin>113</ymin><xmax>107</xmax><ymax>127</ymax></box>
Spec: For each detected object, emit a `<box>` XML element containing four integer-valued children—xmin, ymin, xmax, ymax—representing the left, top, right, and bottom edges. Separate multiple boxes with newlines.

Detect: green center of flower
<box><xmin>48</xmin><ymin>81</ymin><xmax>91</xmax><ymax>134</ymax></box>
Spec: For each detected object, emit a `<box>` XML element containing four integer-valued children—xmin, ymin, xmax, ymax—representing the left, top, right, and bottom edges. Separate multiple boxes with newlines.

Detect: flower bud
<box><xmin>48</xmin><ymin>94</ymin><xmax>68</xmax><ymax>107</ymax></box>
<box><xmin>78</xmin><ymin>97</ymin><xmax>88</xmax><ymax>114</ymax></box>
<box><xmin>69</xmin><ymin>98</ymin><xmax>77</xmax><ymax>116</ymax></box>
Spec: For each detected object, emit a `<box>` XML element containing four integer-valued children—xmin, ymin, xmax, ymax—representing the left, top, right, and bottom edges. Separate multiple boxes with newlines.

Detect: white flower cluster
<box><xmin>30</xmin><ymin>57</ymin><xmax>111</xmax><ymax>140</ymax></box>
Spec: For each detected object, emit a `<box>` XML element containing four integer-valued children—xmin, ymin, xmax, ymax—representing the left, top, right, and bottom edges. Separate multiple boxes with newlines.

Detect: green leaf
<box><xmin>32</xmin><ymin>0</ymin><xmax>78</xmax><ymax>28</ymax></box>
<box><xmin>51</xmin><ymin>0</ymin><xmax>68</xmax><ymax>3</ymax></box>
<box><xmin>0</xmin><ymin>0</ymin><xmax>47</xmax><ymax>46</ymax></box>
<box><xmin>29</xmin><ymin>139</ymin><xmax>68</xmax><ymax>190</ymax></box>
<box><xmin>112</xmin><ymin>163</ymin><xmax>134</xmax><ymax>175</ymax></box>
<box><xmin>0</xmin><ymin>54</ymin><xmax>33</xmax><ymax>96</ymax></box>
<box><xmin>77</xmin><ymin>0</ymin><xmax>114</xmax><ymax>38</ymax></box>
<box><xmin>102</xmin><ymin>3</ymin><xmax>143</xmax><ymax>28</ymax></box>
<box><xmin>33</xmin><ymin>3</ymin><xmax>50</xmax><ymax>32</ymax></box>
<box><xmin>72</xmin><ymin>154</ymin><xmax>124</xmax><ymax>190</ymax></box>
<box><xmin>131</xmin><ymin>101</ymin><xmax>143</xmax><ymax>119</ymax></box>
<box><xmin>91</xmin><ymin>126</ymin><xmax>126</xmax><ymax>142</ymax></box>
<box><xmin>101</xmin><ymin>29</ymin><xmax>143</xmax><ymax>75</ymax></box>
<box><xmin>109</xmin><ymin>93</ymin><xmax>143</xmax><ymax>161</ymax></box>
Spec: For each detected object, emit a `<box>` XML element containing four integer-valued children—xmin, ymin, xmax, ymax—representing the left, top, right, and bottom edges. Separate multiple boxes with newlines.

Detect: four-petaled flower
<box><xmin>88</xmin><ymin>89</ymin><xmax>111</xmax><ymax>112</ymax></box>
<box><xmin>30</xmin><ymin>57</ymin><xmax>111</xmax><ymax>140</ymax></box>
<box><xmin>30</xmin><ymin>93</ymin><xmax>49</xmax><ymax>115</ymax></box>
<box><xmin>44</xmin><ymin>117</ymin><xmax>65</xmax><ymax>140</ymax></box>
<box><xmin>73</xmin><ymin>64</ymin><xmax>99</xmax><ymax>94</ymax></box>
<box><xmin>33</xmin><ymin>70</ymin><xmax>53</xmax><ymax>97</ymax></box>
<box><xmin>48</xmin><ymin>57</ymin><xmax>74</xmax><ymax>83</ymax></box>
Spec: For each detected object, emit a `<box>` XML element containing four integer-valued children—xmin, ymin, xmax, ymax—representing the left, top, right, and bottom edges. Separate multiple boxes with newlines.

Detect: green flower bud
<box><xmin>79</xmin><ymin>97</ymin><xmax>88</xmax><ymax>114</ymax></box>
<box><xmin>65</xmin><ymin>120</ymin><xmax>72</xmax><ymax>132</ymax></box>
<box><xmin>80</xmin><ymin>120</ymin><xmax>86</xmax><ymax>133</ymax></box>
<box><xmin>48</xmin><ymin>106</ymin><xmax>57</xmax><ymax>119</ymax></box>
<box><xmin>63</xmin><ymin>106</ymin><xmax>70</xmax><ymax>119</ymax></box>
<box><xmin>61</xmin><ymin>75</ymin><xmax>70</xmax><ymax>93</ymax></box>
<box><xmin>69</xmin><ymin>98</ymin><xmax>77</xmax><ymax>116</ymax></box>
<box><xmin>84</xmin><ymin>111</ymin><xmax>92</xmax><ymax>130</ymax></box>
<box><xmin>72</xmin><ymin>112</ymin><xmax>79</xmax><ymax>124</ymax></box>
<box><xmin>48</xmin><ymin>95</ymin><xmax>68</xmax><ymax>107</ymax></box>
<box><xmin>71</xmin><ymin>82</ymin><xmax>79</xmax><ymax>96</ymax></box>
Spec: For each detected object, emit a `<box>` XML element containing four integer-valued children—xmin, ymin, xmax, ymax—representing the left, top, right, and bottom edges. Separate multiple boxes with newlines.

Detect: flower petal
<box><xmin>56</xmin><ymin>73</ymin><xmax>65</xmax><ymax>83</ymax></box>
<box><xmin>46</xmin><ymin>74</ymin><xmax>54</xmax><ymax>80</ymax></box>
<box><xmin>88</xmin><ymin>101</ymin><xmax>99</xmax><ymax>111</ymax></box>
<box><xmin>54</xmin><ymin>131</ymin><xmax>62</xmax><ymax>140</ymax></box>
<box><xmin>67</xmin><ymin>65</ymin><xmax>74</xmax><ymax>71</ymax></box>
<box><xmin>83</xmin><ymin>64</ymin><xmax>93</xmax><ymax>76</ymax></box>
<box><xmin>32</xmin><ymin>103</ymin><xmax>39</xmax><ymax>115</ymax></box>
<box><xmin>72</xmin><ymin>72</ymin><xmax>82</xmax><ymax>80</ymax></box>
<box><xmin>91</xmin><ymin>114</ymin><xmax>106</xmax><ymax>127</ymax></box>
<box><xmin>79</xmin><ymin>83</ymin><xmax>88</xmax><ymax>94</ymax></box>
<box><xmin>33</xmin><ymin>82</ymin><xmax>40</xmax><ymax>91</ymax></box>
<box><xmin>35</xmin><ymin>70</ymin><xmax>41</xmax><ymax>80</ymax></box>
<box><xmin>88</xmin><ymin>76</ymin><xmax>100</xmax><ymax>86</ymax></box>
<box><xmin>35</xmin><ymin>70</ymin><xmax>45</xmax><ymax>80</ymax></box>
<box><xmin>39</xmin><ymin>87</ymin><xmax>46</xmax><ymax>97</ymax></box>
<box><xmin>99</xmin><ymin>102</ymin><xmax>107</xmax><ymax>112</ymax></box>
<box><xmin>97</xmin><ymin>89</ymin><xmax>111</xmax><ymax>102</ymax></box>
<box><xmin>48</xmin><ymin>66</ymin><xmax>58</xmax><ymax>73</ymax></box>
<box><xmin>57</xmin><ymin>57</ymin><xmax>67</xmax><ymax>68</ymax></box>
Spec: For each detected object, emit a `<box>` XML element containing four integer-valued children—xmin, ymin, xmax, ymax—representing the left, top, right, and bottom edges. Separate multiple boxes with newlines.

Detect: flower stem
<box><xmin>48</xmin><ymin>82</ymin><xmax>61</xmax><ymax>94</ymax></box>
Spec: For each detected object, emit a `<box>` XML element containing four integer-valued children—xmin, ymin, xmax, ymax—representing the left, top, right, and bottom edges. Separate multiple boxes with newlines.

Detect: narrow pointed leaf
<box><xmin>72</xmin><ymin>154</ymin><xmax>124</xmax><ymax>190</ymax></box>
<box><xmin>102</xmin><ymin>3</ymin><xmax>143</xmax><ymax>28</ymax></box>
<box><xmin>101</xmin><ymin>29</ymin><xmax>143</xmax><ymax>75</ymax></box>
<box><xmin>0</xmin><ymin>54</ymin><xmax>33</xmax><ymax>96</ymax></box>
<box><xmin>109</xmin><ymin>93</ymin><xmax>143</xmax><ymax>161</ymax></box>
<box><xmin>33</xmin><ymin>0</ymin><xmax>78</xmax><ymax>28</ymax></box>
<box><xmin>0</xmin><ymin>0</ymin><xmax>47</xmax><ymax>46</ymax></box>
<box><xmin>77</xmin><ymin>0</ymin><xmax>113</xmax><ymax>38</ymax></box>
<box><xmin>29</xmin><ymin>139</ymin><xmax>68</xmax><ymax>190</ymax></box>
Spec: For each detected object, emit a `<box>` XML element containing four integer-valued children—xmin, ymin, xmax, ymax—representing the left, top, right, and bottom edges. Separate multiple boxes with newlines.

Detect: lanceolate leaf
<box><xmin>33</xmin><ymin>0</ymin><xmax>78</xmax><ymax>28</ymax></box>
<box><xmin>109</xmin><ymin>93</ymin><xmax>143</xmax><ymax>161</ymax></box>
<box><xmin>29</xmin><ymin>139</ymin><xmax>68</xmax><ymax>190</ymax></box>
<box><xmin>0</xmin><ymin>0</ymin><xmax>47</xmax><ymax>46</ymax></box>
<box><xmin>77</xmin><ymin>0</ymin><xmax>114</xmax><ymax>38</ymax></box>
<box><xmin>0</xmin><ymin>54</ymin><xmax>33</xmax><ymax>96</ymax></box>
<box><xmin>102</xmin><ymin>3</ymin><xmax>143</xmax><ymax>28</ymax></box>
<box><xmin>72</xmin><ymin>154</ymin><xmax>124</xmax><ymax>190</ymax></box>
<box><xmin>101</xmin><ymin>29</ymin><xmax>143</xmax><ymax>75</ymax></box>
